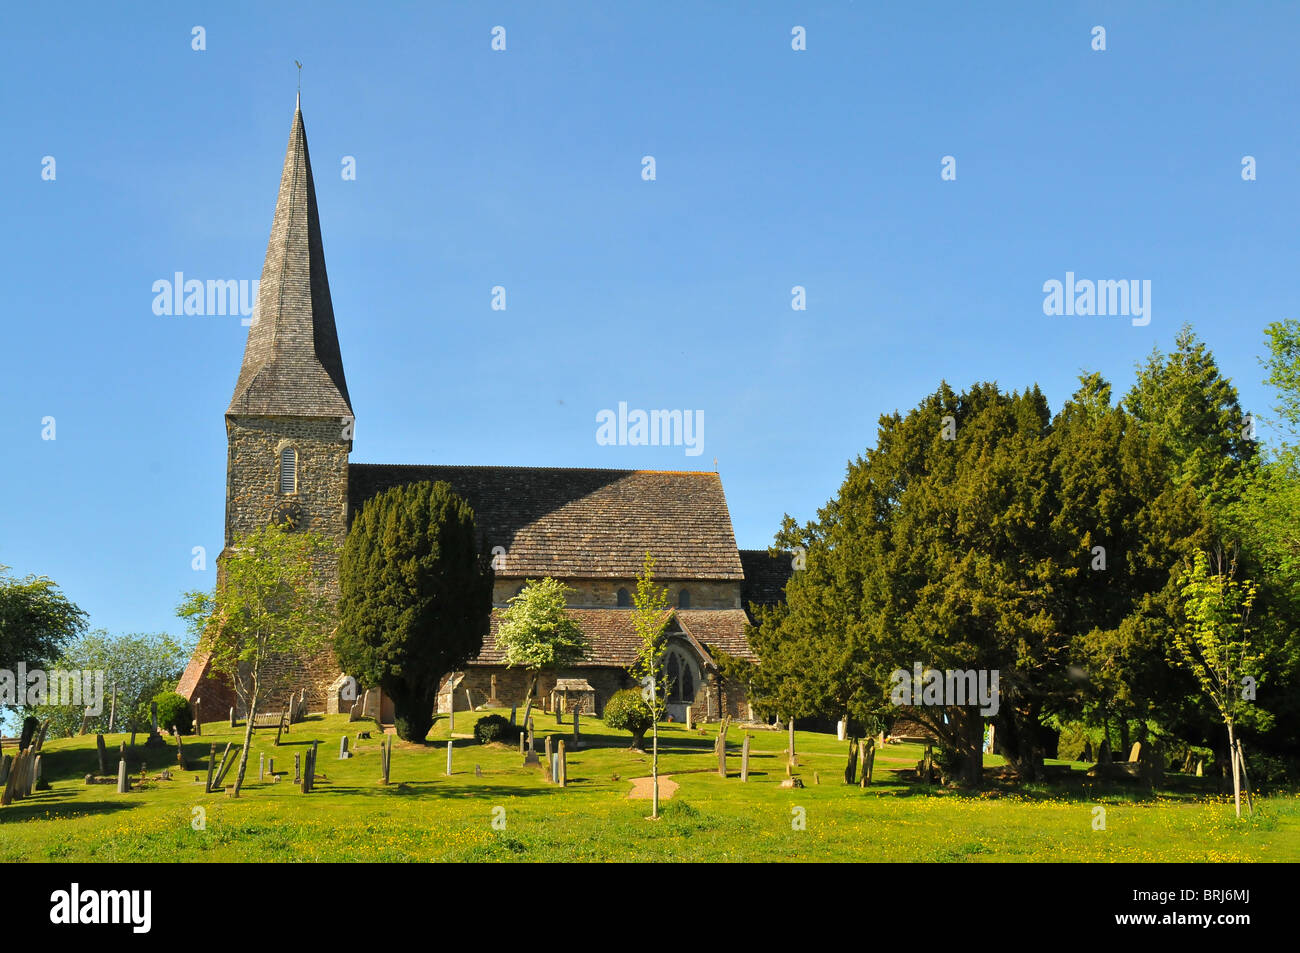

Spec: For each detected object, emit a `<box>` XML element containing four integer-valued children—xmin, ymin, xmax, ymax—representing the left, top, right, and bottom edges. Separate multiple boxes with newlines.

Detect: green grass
<box><xmin>3</xmin><ymin>710</ymin><xmax>1296</xmax><ymax>862</ymax></box>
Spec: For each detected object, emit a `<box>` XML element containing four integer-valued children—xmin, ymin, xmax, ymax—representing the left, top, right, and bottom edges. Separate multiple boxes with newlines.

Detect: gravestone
<box><xmin>844</xmin><ymin>738</ymin><xmax>858</xmax><ymax>785</ymax></box>
<box><xmin>557</xmin><ymin>739</ymin><xmax>567</xmax><ymax>787</ymax></box>
<box><xmin>1128</xmin><ymin>742</ymin><xmax>1142</xmax><ymax>764</ymax></box>
<box><xmin>510</xmin><ymin>705</ymin><xmax>517</xmax><ymax>726</ymax></box>
<box><xmin>518</xmin><ymin>733</ymin><xmax>525</xmax><ymax>755</ymax></box>
<box><xmin>339</xmin><ymin>736</ymin><xmax>350</xmax><ymax>760</ymax></box>
<box><xmin>145</xmin><ymin>702</ymin><xmax>165</xmax><ymax>747</ymax></box>
<box><xmin>490</xmin><ymin>674</ymin><xmax>499</xmax><ymax>705</ymax></box>
<box><xmin>523</xmin><ymin>728</ymin><xmax>539</xmax><ymax>766</ymax></box>
<box><xmin>205</xmin><ymin>744</ymin><xmax>216</xmax><ymax>793</ymax></box>
<box><xmin>0</xmin><ymin>754</ymin><xmax>11</xmax><ymax>786</ymax></box>
<box><xmin>259</xmin><ymin>752</ymin><xmax>264</xmax><ymax>780</ymax></box>
<box><xmin>446</xmin><ymin>740</ymin><xmax>453</xmax><ymax>777</ymax></box>
<box><xmin>788</xmin><ymin>719</ymin><xmax>796</xmax><ymax>766</ymax></box>
<box><xmin>685</xmin><ymin>707</ymin><xmax>693</xmax><ymax>731</ymax></box>
<box><xmin>96</xmin><ymin>734</ymin><xmax>108</xmax><ymax>775</ymax></box>
<box><xmin>194</xmin><ymin>697</ymin><xmax>201</xmax><ymax>736</ymax></box>
<box><xmin>175</xmin><ymin>734</ymin><xmax>187</xmax><ymax>771</ymax></box>
<box><xmin>229</xmin><ymin>707</ymin><xmax>236</xmax><ymax>729</ymax></box>
<box><xmin>294</xmin><ymin>753</ymin><xmax>301</xmax><ymax>784</ymax></box>
<box><xmin>475</xmin><ymin>764</ymin><xmax>482</xmax><ymax>778</ymax></box>
<box><xmin>543</xmin><ymin>736</ymin><xmax>554</xmax><ymax>782</ymax></box>
<box><xmin>740</xmin><ymin>734</ymin><xmax>751</xmax><ymax>782</ymax></box>
<box><xmin>837</xmin><ymin>717</ymin><xmax>847</xmax><ymax>742</ymax></box>
<box><xmin>32</xmin><ymin>755</ymin><xmax>43</xmax><ymax>790</ymax></box>
<box><xmin>572</xmin><ymin>710</ymin><xmax>580</xmax><ymax>749</ymax></box>
<box><xmin>117</xmin><ymin>758</ymin><xmax>129</xmax><ymax>794</ymax></box>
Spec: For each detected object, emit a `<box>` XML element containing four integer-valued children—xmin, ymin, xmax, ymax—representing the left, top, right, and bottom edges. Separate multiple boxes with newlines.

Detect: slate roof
<box><xmin>348</xmin><ymin>464</ymin><xmax>745</xmax><ymax>580</ymax></box>
<box><xmin>475</xmin><ymin>607</ymin><xmax>755</xmax><ymax>667</ymax></box>
<box><xmin>229</xmin><ymin>99</ymin><xmax>352</xmax><ymax>418</ymax></box>
<box><xmin>739</xmin><ymin>549</ymin><xmax>795</xmax><ymax>608</ymax></box>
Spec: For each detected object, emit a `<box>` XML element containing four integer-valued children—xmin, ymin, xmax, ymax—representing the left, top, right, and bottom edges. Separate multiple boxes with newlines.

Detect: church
<box><xmin>177</xmin><ymin>99</ymin><xmax>789</xmax><ymax>726</ymax></box>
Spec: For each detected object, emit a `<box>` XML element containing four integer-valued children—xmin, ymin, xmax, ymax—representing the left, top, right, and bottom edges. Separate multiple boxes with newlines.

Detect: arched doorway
<box><xmin>662</xmin><ymin>642</ymin><xmax>701</xmax><ymax>723</ymax></box>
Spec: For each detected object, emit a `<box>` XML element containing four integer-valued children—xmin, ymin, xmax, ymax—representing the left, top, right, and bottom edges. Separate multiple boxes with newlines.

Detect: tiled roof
<box><xmin>348</xmin><ymin>464</ymin><xmax>745</xmax><ymax>580</ymax></box>
<box><xmin>474</xmin><ymin>607</ymin><xmax>754</xmax><ymax>667</ymax></box>
<box><xmin>739</xmin><ymin>549</ymin><xmax>795</xmax><ymax>608</ymax></box>
<box><xmin>677</xmin><ymin>609</ymin><xmax>756</xmax><ymax>661</ymax></box>
<box><xmin>229</xmin><ymin>101</ymin><xmax>352</xmax><ymax>419</ymax></box>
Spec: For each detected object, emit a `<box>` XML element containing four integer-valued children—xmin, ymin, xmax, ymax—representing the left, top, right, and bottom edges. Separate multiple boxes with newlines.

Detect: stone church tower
<box><xmin>179</xmin><ymin>97</ymin><xmax>353</xmax><ymax>714</ymax></box>
<box><xmin>225</xmin><ymin>94</ymin><xmax>353</xmax><ymax>555</ymax></box>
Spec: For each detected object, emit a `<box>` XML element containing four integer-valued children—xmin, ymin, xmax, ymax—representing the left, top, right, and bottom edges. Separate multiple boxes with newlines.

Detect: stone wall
<box><xmin>492</xmin><ymin>577</ymin><xmax>741</xmax><ymax>609</ymax></box>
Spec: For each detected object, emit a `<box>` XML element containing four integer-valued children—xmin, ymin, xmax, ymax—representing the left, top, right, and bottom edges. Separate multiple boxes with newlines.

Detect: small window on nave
<box><xmin>279</xmin><ymin>447</ymin><xmax>297</xmax><ymax>494</ymax></box>
<box><xmin>678</xmin><ymin>589</ymin><xmax>690</xmax><ymax>609</ymax></box>
<box><xmin>617</xmin><ymin>587</ymin><xmax>631</xmax><ymax>608</ymax></box>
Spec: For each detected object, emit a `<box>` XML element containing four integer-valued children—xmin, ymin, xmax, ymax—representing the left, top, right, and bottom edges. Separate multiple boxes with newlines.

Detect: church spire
<box><xmin>228</xmin><ymin>98</ymin><xmax>352</xmax><ymax>418</ymax></box>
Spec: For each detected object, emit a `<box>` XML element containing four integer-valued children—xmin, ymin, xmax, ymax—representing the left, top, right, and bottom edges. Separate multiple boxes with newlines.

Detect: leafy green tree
<box><xmin>1175</xmin><ymin>549</ymin><xmax>1264</xmax><ymax>816</ymax></box>
<box><xmin>1125</xmin><ymin>324</ymin><xmax>1257</xmax><ymax>513</ymax></box>
<box><xmin>0</xmin><ymin>565</ymin><xmax>87</xmax><ymax>729</ymax></box>
<box><xmin>495</xmin><ymin>576</ymin><xmax>588</xmax><ymax>728</ymax></box>
<box><xmin>20</xmin><ymin>629</ymin><xmax>189</xmax><ymax>738</ymax></box>
<box><xmin>336</xmin><ymin>481</ymin><xmax>493</xmax><ymax>743</ymax></box>
<box><xmin>1049</xmin><ymin>373</ymin><xmax>1213</xmax><ymax>756</ymax></box>
<box><xmin>178</xmin><ymin>524</ymin><xmax>337</xmax><ymax>796</ymax></box>
<box><xmin>603</xmin><ymin>688</ymin><xmax>654</xmax><ymax>750</ymax></box>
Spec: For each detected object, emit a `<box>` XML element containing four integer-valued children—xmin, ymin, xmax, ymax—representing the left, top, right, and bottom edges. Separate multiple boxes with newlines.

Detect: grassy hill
<box><xmin>1</xmin><ymin>711</ymin><xmax>1295</xmax><ymax>862</ymax></box>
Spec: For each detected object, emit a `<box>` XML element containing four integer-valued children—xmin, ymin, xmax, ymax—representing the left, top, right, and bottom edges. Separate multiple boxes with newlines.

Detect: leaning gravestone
<box><xmin>543</xmin><ymin>736</ymin><xmax>554</xmax><ymax>782</ymax></box>
<box><xmin>96</xmin><ymin>734</ymin><xmax>108</xmax><ymax>775</ymax></box>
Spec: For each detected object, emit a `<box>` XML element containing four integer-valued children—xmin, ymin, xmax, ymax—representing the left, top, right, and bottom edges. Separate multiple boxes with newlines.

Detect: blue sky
<box><xmin>1</xmin><ymin>2</ymin><xmax>1297</xmax><ymax>642</ymax></box>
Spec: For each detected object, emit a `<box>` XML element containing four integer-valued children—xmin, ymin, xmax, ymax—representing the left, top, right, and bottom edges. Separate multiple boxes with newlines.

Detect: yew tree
<box><xmin>336</xmin><ymin>481</ymin><xmax>494</xmax><ymax>742</ymax></box>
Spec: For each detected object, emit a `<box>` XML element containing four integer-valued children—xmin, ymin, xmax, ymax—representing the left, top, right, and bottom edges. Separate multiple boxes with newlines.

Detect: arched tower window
<box><xmin>616</xmin><ymin>587</ymin><xmax>631</xmax><ymax>608</ymax></box>
<box><xmin>678</xmin><ymin>589</ymin><xmax>691</xmax><ymax>609</ymax></box>
<box><xmin>279</xmin><ymin>447</ymin><xmax>298</xmax><ymax>494</ymax></box>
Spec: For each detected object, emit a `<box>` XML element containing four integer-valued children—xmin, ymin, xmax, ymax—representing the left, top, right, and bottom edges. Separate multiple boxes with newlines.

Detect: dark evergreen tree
<box><xmin>336</xmin><ymin>481</ymin><xmax>494</xmax><ymax>742</ymax></box>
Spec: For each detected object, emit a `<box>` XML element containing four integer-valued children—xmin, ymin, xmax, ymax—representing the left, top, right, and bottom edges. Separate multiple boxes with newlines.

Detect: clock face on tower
<box><xmin>272</xmin><ymin>500</ymin><xmax>305</xmax><ymax>531</ymax></box>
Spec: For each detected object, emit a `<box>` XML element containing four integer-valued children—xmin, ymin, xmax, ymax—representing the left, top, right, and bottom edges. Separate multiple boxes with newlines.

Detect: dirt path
<box><xmin>627</xmin><ymin>775</ymin><xmax>679</xmax><ymax>800</ymax></box>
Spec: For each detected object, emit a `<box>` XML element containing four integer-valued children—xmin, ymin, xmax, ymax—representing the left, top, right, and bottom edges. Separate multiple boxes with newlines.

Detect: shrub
<box><xmin>474</xmin><ymin>713</ymin><xmax>521</xmax><ymax>745</ymax></box>
<box><xmin>153</xmin><ymin>691</ymin><xmax>193</xmax><ymax>735</ymax></box>
<box><xmin>603</xmin><ymin>689</ymin><xmax>654</xmax><ymax>749</ymax></box>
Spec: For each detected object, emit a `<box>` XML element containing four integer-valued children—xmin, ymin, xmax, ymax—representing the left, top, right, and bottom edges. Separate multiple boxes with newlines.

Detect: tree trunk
<box><xmin>231</xmin><ymin>689</ymin><xmax>258</xmax><ymax>797</ymax></box>
<box><xmin>520</xmin><ymin>673</ymin><xmax>539</xmax><ymax>732</ymax></box>
<box><xmin>1227</xmin><ymin>722</ymin><xmax>1241</xmax><ymax>819</ymax></box>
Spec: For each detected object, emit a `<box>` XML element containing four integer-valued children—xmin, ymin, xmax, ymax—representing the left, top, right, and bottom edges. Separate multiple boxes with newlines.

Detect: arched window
<box><xmin>279</xmin><ymin>447</ymin><xmax>297</xmax><ymax>494</ymax></box>
<box><xmin>666</xmin><ymin>654</ymin><xmax>681</xmax><ymax>700</ymax></box>
<box><xmin>616</xmin><ymin>587</ymin><xmax>631</xmax><ymax>608</ymax></box>
<box><xmin>678</xmin><ymin>589</ymin><xmax>691</xmax><ymax>609</ymax></box>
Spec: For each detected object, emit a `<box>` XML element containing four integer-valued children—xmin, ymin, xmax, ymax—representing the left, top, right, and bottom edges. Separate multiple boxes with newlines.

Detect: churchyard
<box><xmin>2</xmin><ymin>709</ymin><xmax>1296</xmax><ymax>862</ymax></box>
